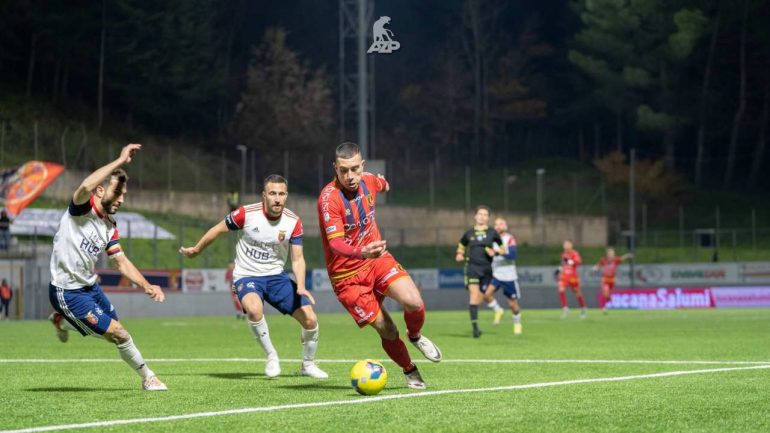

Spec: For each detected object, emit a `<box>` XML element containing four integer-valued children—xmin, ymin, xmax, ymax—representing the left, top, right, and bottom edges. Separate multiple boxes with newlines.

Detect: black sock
<box><xmin>469</xmin><ymin>305</ymin><xmax>479</xmax><ymax>330</ymax></box>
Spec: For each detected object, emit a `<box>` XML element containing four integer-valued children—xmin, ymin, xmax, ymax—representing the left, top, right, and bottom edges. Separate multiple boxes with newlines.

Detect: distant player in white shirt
<box><xmin>48</xmin><ymin>143</ymin><xmax>168</xmax><ymax>391</ymax></box>
<box><xmin>484</xmin><ymin>217</ymin><xmax>523</xmax><ymax>335</ymax></box>
<box><xmin>180</xmin><ymin>175</ymin><xmax>327</xmax><ymax>379</ymax></box>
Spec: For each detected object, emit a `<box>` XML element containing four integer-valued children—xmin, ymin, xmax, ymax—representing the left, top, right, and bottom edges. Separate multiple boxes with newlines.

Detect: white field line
<box><xmin>0</xmin><ymin>358</ymin><xmax>769</xmax><ymax>365</ymax></box>
<box><xmin>2</xmin><ymin>364</ymin><xmax>769</xmax><ymax>433</ymax></box>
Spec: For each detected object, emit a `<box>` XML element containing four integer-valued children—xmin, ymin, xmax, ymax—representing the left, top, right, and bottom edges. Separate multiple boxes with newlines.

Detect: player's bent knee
<box><xmin>247</xmin><ymin>311</ymin><xmax>264</xmax><ymax>322</ymax></box>
<box><xmin>403</xmin><ymin>298</ymin><xmax>423</xmax><ymax>312</ymax></box>
<box><xmin>106</xmin><ymin>323</ymin><xmax>131</xmax><ymax>345</ymax></box>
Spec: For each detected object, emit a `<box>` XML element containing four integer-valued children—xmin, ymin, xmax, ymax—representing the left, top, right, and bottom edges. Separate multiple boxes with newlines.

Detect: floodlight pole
<box><xmin>629</xmin><ymin>148</ymin><xmax>636</xmax><ymax>289</ymax></box>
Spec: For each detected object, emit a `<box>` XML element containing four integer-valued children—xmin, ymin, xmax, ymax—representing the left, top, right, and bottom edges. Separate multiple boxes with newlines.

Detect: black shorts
<box><xmin>465</xmin><ymin>265</ymin><xmax>492</xmax><ymax>289</ymax></box>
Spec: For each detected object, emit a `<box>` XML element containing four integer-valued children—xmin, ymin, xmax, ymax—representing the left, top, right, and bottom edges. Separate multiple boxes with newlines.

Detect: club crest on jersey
<box><xmin>85</xmin><ymin>311</ymin><xmax>98</xmax><ymax>325</ymax></box>
<box><xmin>366</xmin><ymin>194</ymin><xmax>374</xmax><ymax>206</ymax></box>
<box><xmin>345</xmin><ymin>208</ymin><xmax>352</xmax><ymax>216</ymax></box>
<box><xmin>278</xmin><ymin>230</ymin><xmax>286</xmax><ymax>242</ymax></box>
<box><xmin>237</xmin><ymin>283</ymin><xmax>244</xmax><ymax>293</ymax></box>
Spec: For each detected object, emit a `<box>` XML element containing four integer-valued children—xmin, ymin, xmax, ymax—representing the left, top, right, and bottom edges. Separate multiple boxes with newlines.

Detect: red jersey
<box><xmin>598</xmin><ymin>257</ymin><xmax>623</xmax><ymax>279</ymax></box>
<box><xmin>560</xmin><ymin>250</ymin><xmax>582</xmax><ymax>278</ymax></box>
<box><xmin>317</xmin><ymin>173</ymin><xmax>389</xmax><ymax>282</ymax></box>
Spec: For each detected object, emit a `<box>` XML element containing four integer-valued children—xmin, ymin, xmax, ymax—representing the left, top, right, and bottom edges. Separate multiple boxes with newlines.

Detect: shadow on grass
<box><xmin>275</xmin><ymin>382</ymin><xmax>354</xmax><ymax>391</ymax></box>
<box><xmin>206</xmin><ymin>372</ymin><xmax>264</xmax><ymax>380</ymax></box>
<box><xmin>26</xmin><ymin>387</ymin><xmax>131</xmax><ymax>392</ymax></box>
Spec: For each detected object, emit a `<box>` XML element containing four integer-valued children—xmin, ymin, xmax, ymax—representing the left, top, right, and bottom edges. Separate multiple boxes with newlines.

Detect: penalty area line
<box><xmin>3</xmin><ymin>364</ymin><xmax>769</xmax><ymax>433</ymax></box>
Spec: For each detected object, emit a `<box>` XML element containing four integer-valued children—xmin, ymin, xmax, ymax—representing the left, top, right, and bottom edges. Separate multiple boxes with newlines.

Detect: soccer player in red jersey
<box><xmin>558</xmin><ymin>240</ymin><xmax>586</xmax><ymax>319</ymax></box>
<box><xmin>317</xmin><ymin>142</ymin><xmax>442</xmax><ymax>389</ymax></box>
<box><xmin>593</xmin><ymin>248</ymin><xmax>633</xmax><ymax>314</ymax></box>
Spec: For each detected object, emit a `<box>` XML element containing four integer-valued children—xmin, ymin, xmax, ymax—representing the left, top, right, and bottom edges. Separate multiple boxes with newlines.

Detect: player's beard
<box><xmin>267</xmin><ymin>203</ymin><xmax>283</xmax><ymax>218</ymax></box>
<box><xmin>101</xmin><ymin>197</ymin><xmax>120</xmax><ymax>215</ymax></box>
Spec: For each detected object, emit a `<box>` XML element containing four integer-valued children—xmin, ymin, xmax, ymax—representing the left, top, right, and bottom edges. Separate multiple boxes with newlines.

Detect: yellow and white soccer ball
<box><xmin>350</xmin><ymin>359</ymin><xmax>388</xmax><ymax>395</ymax></box>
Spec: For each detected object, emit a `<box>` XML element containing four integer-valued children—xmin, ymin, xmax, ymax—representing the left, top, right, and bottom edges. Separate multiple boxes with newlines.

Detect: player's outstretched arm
<box><xmin>290</xmin><ymin>244</ymin><xmax>315</xmax><ymax>305</ymax></box>
<box><xmin>111</xmin><ymin>253</ymin><xmax>165</xmax><ymax>302</ymax></box>
<box><xmin>73</xmin><ymin>144</ymin><xmax>141</xmax><ymax>204</ymax></box>
<box><xmin>621</xmin><ymin>253</ymin><xmax>634</xmax><ymax>261</ymax></box>
<box><xmin>179</xmin><ymin>221</ymin><xmax>228</xmax><ymax>258</ymax></box>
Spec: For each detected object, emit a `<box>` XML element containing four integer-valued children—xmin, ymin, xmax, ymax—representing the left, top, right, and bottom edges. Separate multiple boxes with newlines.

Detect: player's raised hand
<box><xmin>296</xmin><ymin>286</ymin><xmax>316</xmax><ymax>305</ymax></box>
<box><xmin>145</xmin><ymin>284</ymin><xmax>165</xmax><ymax>302</ymax></box>
<box><xmin>178</xmin><ymin>246</ymin><xmax>200</xmax><ymax>258</ymax></box>
<box><xmin>362</xmin><ymin>240</ymin><xmax>387</xmax><ymax>258</ymax></box>
<box><xmin>119</xmin><ymin>143</ymin><xmax>142</xmax><ymax>164</ymax></box>
<box><xmin>455</xmin><ymin>252</ymin><xmax>464</xmax><ymax>262</ymax></box>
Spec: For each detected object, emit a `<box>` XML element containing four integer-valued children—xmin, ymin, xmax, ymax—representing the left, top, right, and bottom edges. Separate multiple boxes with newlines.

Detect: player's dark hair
<box><xmin>263</xmin><ymin>174</ymin><xmax>288</xmax><ymax>190</ymax></box>
<box><xmin>475</xmin><ymin>205</ymin><xmax>490</xmax><ymax>214</ymax></box>
<box><xmin>101</xmin><ymin>168</ymin><xmax>129</xmax><ymax>187</ymax></box>
<box><xmin>335</xmin><ymin>142</ymin><xmax>361</xmax><ymax>160</ymax></box>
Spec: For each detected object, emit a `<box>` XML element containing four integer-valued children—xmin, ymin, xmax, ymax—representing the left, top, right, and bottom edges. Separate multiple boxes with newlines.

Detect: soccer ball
<box><xmin>350</xmin><ymin>359</ymin><xmax>388</xmax><ymax>395</ymax></box>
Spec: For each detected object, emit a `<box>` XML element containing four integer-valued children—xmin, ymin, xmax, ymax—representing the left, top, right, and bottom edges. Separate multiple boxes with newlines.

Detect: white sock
<box><xmin>301</xmin><ymin>325</ymin><xmax>319</xmax><ymax>362</ymax></box>
<box><xmin>513</xmin><ymin>313</ymin><xmax>522</xmax><ymax>324</ymax></box>
<box><xmin>487</xmin><ymin>299</ymin><xmax>502</xmax><ymax>311</ymax></box>
<box><xmin>116</xmin><ymin>338</ymin><xmax>153</xmax><ymax>379</ymax></box>
<box><xmin>249</xmin><ymin>318</ymin><xmax>276</xmax><ymax>356</ymax></box>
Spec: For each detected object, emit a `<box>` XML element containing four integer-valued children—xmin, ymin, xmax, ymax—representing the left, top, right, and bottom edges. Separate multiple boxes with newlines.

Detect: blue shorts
<box><xmin>490</xmin><ymin>278</ymin><xmax>521</xmax><ymax>300</ymax></box>
<box><xmin>233</xmin><ymin>273</ymin><xmax>310</xmax><ymax>315</ymax></box>
<box><xmin>49</xmin><ymin>283</ymin><xmax>119</xmax><ymax>336</ymax></box>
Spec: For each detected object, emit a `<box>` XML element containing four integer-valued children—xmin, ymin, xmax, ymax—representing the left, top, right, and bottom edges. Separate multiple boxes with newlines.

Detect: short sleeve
<box><xmin>225</xmin><ymin>206</ymin><xmax>246</xmax><ymax>231</ymax></box>
<box><xmin>68</xmin><ymin>199</ymin><xmax>92</xmax><ymax>216</ymax></box>
<box><xmin>458</xmin><ymin>230</ymin><xmax>470</xmax><ymax>247</ymax></box>
<box><xmin>289</xmin><ymin>218</ymin><xmax>303</xmax><ymax>245</ymax></box>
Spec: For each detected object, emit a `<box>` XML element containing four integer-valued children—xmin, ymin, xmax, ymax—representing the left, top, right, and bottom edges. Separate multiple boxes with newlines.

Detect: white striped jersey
<box><xmin>225</xmin><ymin>202</ymin><xmax>303</xmax><ymax>280</ymax></box>
<box><xmin>492</xmin><ymin>232</ymin><xmax>518</xmax><ymax>281</ymax></box>
<box><xmin>50</xmin><ymin>196</ymin><xmax>123</xmax><ymax>290</ymax></box>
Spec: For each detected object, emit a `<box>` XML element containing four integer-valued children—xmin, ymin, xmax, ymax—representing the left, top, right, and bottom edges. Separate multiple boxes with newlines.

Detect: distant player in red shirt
<box><xmin>558</xmin><ymin>240</ymin><xmax>586</xmax><ymax>319</ymax></box>
<box><xmin>593</xmin><ymin>248</ymin><xmax>633</xmax><ymax>314</ymax></box>
<box><xmin>317</xmin><ymin>142</ymin><xmax>442</xmax><ymax>390</ymax></box>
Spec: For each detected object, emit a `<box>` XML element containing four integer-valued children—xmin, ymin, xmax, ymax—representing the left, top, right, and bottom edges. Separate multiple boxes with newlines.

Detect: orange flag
<box><xmin>0</xmin><ymin>161</ymin><xmax>65</xmax><ymax>217</ymax></box>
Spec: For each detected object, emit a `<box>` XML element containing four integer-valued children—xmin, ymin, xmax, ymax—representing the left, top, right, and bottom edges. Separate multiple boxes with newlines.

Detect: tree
<box><xmin>230</xmin><ymin>28</ymin><xmax>335</xmax><ymax>159</ymax></box>
<box><xmin>569</xmin><ymin>0</ymin><xmax>707</xmax><ymax>168</ymax></box>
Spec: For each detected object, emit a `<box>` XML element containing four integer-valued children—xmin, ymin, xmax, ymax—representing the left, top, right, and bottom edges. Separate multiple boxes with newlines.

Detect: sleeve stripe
<box><xmin>68</xmin><ymin>200</ymin><xmax>92</xmax><ymax>216</ymax></box>
<box><xmin>326</xmin><ymin>232</ymin><xmax>345</xmax><ymax>241</ymax></box>
<box><xmin>106</xmin><ymin>244</ymin><xmax>122</xmax><ymax>256</ymax></box>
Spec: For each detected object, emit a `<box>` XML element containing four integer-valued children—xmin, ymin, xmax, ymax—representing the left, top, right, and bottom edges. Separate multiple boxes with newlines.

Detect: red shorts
<box><xmin>601</xmin><ymin>278</ymin><xmax>616</xmax><ymax>292</ymax></box>
<box><xmin>333</xmin><ymin>256</ymin><xmax>410</xmax><ymax>327</ymax></box>
<box><xmin>559</xmin><ymin>275</ymin><xmax>580</xmax><ymax>291</ymax></box>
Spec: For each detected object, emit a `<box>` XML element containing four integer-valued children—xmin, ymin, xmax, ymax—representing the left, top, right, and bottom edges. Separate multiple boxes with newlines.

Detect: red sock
<box><xmin>577</xmin><ymin>294</ymin><xmax>586</xmax><ymax>308</ymax></box>
<box><xmin>559</xmin><ymin>292</ymin><xmax>567</xmax><ymax>308</ymax></box>
<box><xmin>404</xmin><ymin>305</ymin><xmax>425</xmax><ymax>340</ymax></box>
<box><xmin>381</xmin><ymin>336</ymin><xmax>413</xmax><ymax>371</ymax></box>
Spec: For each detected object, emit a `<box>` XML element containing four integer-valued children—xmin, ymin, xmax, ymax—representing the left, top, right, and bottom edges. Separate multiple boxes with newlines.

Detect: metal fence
<box><xmin>7</xmin><ymin>224</ymin><xmax>770</xmax><ymax>271</ymax></box>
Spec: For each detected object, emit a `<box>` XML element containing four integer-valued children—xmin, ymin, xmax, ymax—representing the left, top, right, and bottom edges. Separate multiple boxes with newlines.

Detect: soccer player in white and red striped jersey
<box><xmin>47</xmin><ymin>143</ymin><xmax>168</xmax><ymax>391</ymax></box>
<box><xmin>485</xmin><ymin>217</ymin><xmax>523</xmax><ymax>335</ymax></box>
<box><xmin>180</xmin><ymin>175</ymin><xmax>327</xmax><ymax>379</ymax></box>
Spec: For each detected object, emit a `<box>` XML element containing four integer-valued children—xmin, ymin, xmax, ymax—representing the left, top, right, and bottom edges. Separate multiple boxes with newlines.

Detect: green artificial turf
<box><xmin>0</xmin><ymin>309</ymin><xmax>768</xmax><ymax>432</ymax></box>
